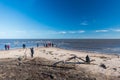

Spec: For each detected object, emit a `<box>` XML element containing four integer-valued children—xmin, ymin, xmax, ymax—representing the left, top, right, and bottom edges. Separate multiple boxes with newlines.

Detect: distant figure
<box><xmin>7</xmin><ymin>45</ymin><xmax>10</xmax><ymax>50</ymax></box>
<box><xmin>48</xmin><ymin>41</ymin><xmax>51</xmax><ymax>47</ymax></box>
<box><xmin>4</xmin><ymin>44</ymin><xmax>7</xmax><ymax>50</ymax></box>
<box><xmin>86</xmin><ymin>55</ymin><xmax>90</xmax><ymax>63</ymax></box>
<box><xmin>51</xmin><ymin>43</ymin><xmax>54</xmax><ymax>47</ymax></box>
<box><xmin>30</xmin><ymin>48</ymin><xmax>34</xmax><ymax>58</ymax></box>
<box><xmin>54</xmin><ymin>44</ymin><xmax>57</xmax><ymax>47</ymax></box>
<box><xmin>43</xmin><ymin>43</ymin><xmax>45</xmax><ymax>47</ymax></box>
<box><xmin>44</xmin><ymin>43</ymin><xmax>48</xmax><ymax>47</ymax></box>
<box><xmin>23</xmin><ymin>44</ymin><xmax>26</xmax><ymax>49</ymax></box>
<box><xmin>37</xmin><ymin>43</ymin><xmax>39</xmax><ymax>47</ymax></box>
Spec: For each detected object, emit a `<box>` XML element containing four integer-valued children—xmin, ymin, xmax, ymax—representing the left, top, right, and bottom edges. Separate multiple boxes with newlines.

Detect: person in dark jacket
<box><xmin>4</xmin><ymin>44</ymin><xmax>7</xmax><ymax>50</ymax></box>
<box><xmin>30</xmin><ymin>48</ymin><xmax>34</xmax><ymax>58</ymax></box>
<box><xmin>86</xmin><ymin>55</ymin><xmax>90</xmax><ymax>63</ymax></box>
<box><xmin>23</xmin><ymin>44</ymin><xmax>26</xmax><ymax>49</ymax></box>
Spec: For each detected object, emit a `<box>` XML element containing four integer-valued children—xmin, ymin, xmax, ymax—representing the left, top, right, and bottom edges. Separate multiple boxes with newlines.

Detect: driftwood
<box><xmin>53</xmin><ymin>61</ymin><xmax>64</xmax><ymax>66</ymax></box>
<box><xmin>22</xmin><ymin>62</ymin><xmax>75</xmax><ymax>69</ymax></box>
<box><xmin>53</xmin><ymin>55</ymin><xmax>95</xmax><ymax>66</ymax></box>
<box><xmin>65</xmin><ymin>55</ymin><xmax>86</xmax><ymax>62</ymax></box>
<box><xmin>100</xmin><ymin>63</ymin><xmax>107</xmax><ymax>69</ymax></box>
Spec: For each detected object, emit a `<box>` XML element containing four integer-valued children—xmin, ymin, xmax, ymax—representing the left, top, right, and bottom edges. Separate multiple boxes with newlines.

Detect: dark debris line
<box><xmin>0</xmin><ymin>58</ymin><xmax>96</xmax><ymax>80</ymax></box>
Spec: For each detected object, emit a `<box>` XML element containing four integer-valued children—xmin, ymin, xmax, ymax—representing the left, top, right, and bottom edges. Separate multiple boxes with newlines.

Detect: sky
<box><xmin>0</xmin><ymin>0</ymin><xmax>120</xmax><ymax>39</ymax></box>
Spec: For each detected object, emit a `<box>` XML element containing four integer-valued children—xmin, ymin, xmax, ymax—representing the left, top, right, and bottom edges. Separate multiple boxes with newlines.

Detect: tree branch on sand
<box><xmin>53</xmin><ymin>55</ymin><xmax>95</xmax><ymax>67</ymax></box>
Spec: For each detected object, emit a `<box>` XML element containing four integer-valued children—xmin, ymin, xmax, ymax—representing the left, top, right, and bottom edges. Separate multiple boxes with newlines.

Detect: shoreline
<box><xmin>1</xmin><ymin>46</ymin><xmax>119</xmax><ymax>56</ymax></box>
<box><xmin>0</xmin><ymin>47</ymin><xmax>120</xmax><ymax>79</ymax></box>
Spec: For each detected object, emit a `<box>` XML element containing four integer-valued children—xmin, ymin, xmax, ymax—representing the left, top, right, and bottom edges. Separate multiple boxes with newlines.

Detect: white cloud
<box><xmin>78</xmin><ymin>30</ymin><xmax>85</xmax><ymax>33</ymax></box>
<box><xmin>15</xmin><ymin>30</ymin><xmax>26</xmax><ymax>33</ymax></box>
<box><xmin>95</xmin><ymin>30</ymin><xmax>108</xmax><ymax>32</ymax></box>
<box><xmin>68</xmin><ymin>31</ymin><xmax>76</xmax><ymax>34</ymax></box>
<box><xmin>80</xmin><ymin>21</ymin><xmax>88</xmax><ymax>26</ymax></box>
<box><xmin>111</xmin><ymin>29</ymin><xmax>120</xmax><ymax>32</ymax></box>
<box><xmin>58</xmin><ymin>31</ymin><xmax>67</xmax><ymax>34</ymax></box>
<box><xmin>0</xmin><ymin>32</ymin><xmax>6</xmax><ymax>34</ymax></box>
<box><xmin>61</xmin><ymin>30</ymin><xmax>85</xmax><ymax>34</ymax></box>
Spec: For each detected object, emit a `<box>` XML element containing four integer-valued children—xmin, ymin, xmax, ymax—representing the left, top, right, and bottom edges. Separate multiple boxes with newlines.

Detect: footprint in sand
<box><xmin>67</xmin><ymin>53</ymin><xmax>70</xmax><ymax>54</ymax></box>
<box><xmin>46</xmin><ymin>53</ymin><xmax>48</xmax><ymax>55</ymax></box>
<box><xmin>70</xmin><ymin>54</ymin><xmax>76</xmax><ymax>57</ymax></box>
<box><xmin>103</xmin><ymin>59</ymin><xmax>107</xmax><ymax>61</ymax></box>
<box><xmin>55</xmin><ymin>53</ymin><xmax>58</xmax><ymax>55</ymax></box>
<box><xmin>19</xmin><ymin>50</ymin><xmax>22</xmax><ymax>52</ymax></box>
<box><xmin>113</xmin><ymin>68</ymin><xmax>117</xmax><ymax>71</ymax></box>
<box><xmin>53</xmin><ymin>57</ymin><xmax>59</xmax><ymax>60</ymax></box>
<box><xmin>54</xmin><ymin>57</ymin><xmax>56</xmax><ymax>59</ymax></box>
<box><xmin>59</xmin><ymin>54</ymin><xmax>66</xmax><ymax>57</ymax></box>
<box><xmin>57</xmin><ymin>49</ymin><xmax>60</xmax><ymax>51</ymax></box>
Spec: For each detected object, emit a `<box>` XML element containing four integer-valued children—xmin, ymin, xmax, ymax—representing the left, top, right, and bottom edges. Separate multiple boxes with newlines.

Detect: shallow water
<box><xmin>0</xmin><ymin>39</ymin><xmax>120</xmax><ymax>54</ymax></box>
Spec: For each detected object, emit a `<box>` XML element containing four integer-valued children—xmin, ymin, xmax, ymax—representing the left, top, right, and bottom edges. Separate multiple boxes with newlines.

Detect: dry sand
<box><xmin>0</xmin><ymin>47</ymin><xmax>120</xmax><ymax>80</ymax></box>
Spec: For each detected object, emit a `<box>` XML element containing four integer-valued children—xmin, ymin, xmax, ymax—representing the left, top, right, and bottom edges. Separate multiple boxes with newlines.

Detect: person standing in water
<box><xmin>30</xmin><ymin>48</ymin><xmax>34</xmax><ymax>58</ymax></box>
<box><xmin>23</xmin><ymin>44</ymin><xmax>26</xmax><ymax>49</ymax></box>
<box><xmin>37</xmin><ymin>43</ymin><xmax>39</xmax><ymax>47</ymax></box>
<box><xmin>4</xmin><ymin>44</ymin><xmax>7</xmax><ymax>50</ymax></box>
<box><xmin>7</xmin><ymin>45</ymin><xmax>10</xmax><ymax>50</ymax></box>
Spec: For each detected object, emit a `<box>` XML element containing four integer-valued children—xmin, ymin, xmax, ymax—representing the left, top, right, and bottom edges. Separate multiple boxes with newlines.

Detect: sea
<box><xmin>0</xmin><ymin>39</ymin><xmax>120</xmax><ymax>55</ymax></box>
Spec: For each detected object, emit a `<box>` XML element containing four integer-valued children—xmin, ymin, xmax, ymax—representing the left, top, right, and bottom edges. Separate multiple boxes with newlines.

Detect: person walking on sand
<box><xmin>86</xmin><ymin>55</ymin><xmax>90</xmax><ymax>63</ymax></box>
<box><xmin>30</xmin><ymin>48</ymin><xmax>34</xmax><ymax>58</ymax></box>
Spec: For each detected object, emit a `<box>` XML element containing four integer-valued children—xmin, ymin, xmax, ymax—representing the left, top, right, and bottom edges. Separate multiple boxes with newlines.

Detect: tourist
<box><xmin>23</xmin><ymin>44</ymin><xmax>26</xmax><ymax>49</ymax></box>
<box><xmin>4</xmin><ymin>44</ymin><xmax>7</xmax><ymax>50</ymax></box>
<box><xmin>86</xmin><ymin>55</ymin><xmax>90</xmax><ymax>63</ymax></box>
<box><xmin>37</xmin><ymin>43</ymin><xmax>39</xmax><ymax>47</ymax></box>
<box><xmin>7</xmin><ymin>45</ymin><xmax>10</xmax><ymax>50</ymax></box>
<box><xmin>51</xmin><ymin>43</ymin><xmax>54</xmax><ymax>47</ymax></box>
<box><xmin>30</xmin><ymin>48</ymin><xmax>34</xmax><ymax>58</ymax></box>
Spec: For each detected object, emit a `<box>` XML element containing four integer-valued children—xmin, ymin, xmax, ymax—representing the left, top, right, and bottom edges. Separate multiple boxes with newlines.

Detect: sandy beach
<box><xmin>0</xmin><ymin>47</ymin><xmax>120</xmax><ymax>80</ymax></box>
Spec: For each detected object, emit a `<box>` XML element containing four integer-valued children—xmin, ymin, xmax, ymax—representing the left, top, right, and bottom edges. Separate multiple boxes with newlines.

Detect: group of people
<box><xmin>44</xmin><ymin>42</ymin><xmax>55</xmax><ymax>47</ymax></box>
<box><xmin>4</xmin><ymin>43</ymin><xmax>90</xmax><ymax>62</ymax></box>
<box><xmin>4</xmin><ymin>44</ymin><xmax>10</xmax><ymax>50</ymax></box>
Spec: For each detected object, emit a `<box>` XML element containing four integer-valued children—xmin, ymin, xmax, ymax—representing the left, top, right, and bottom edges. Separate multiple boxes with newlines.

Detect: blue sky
<box><xmin>0</xmin><ymin>0</ymin><xmax>120</xmax><ymax>39</ymax></box>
